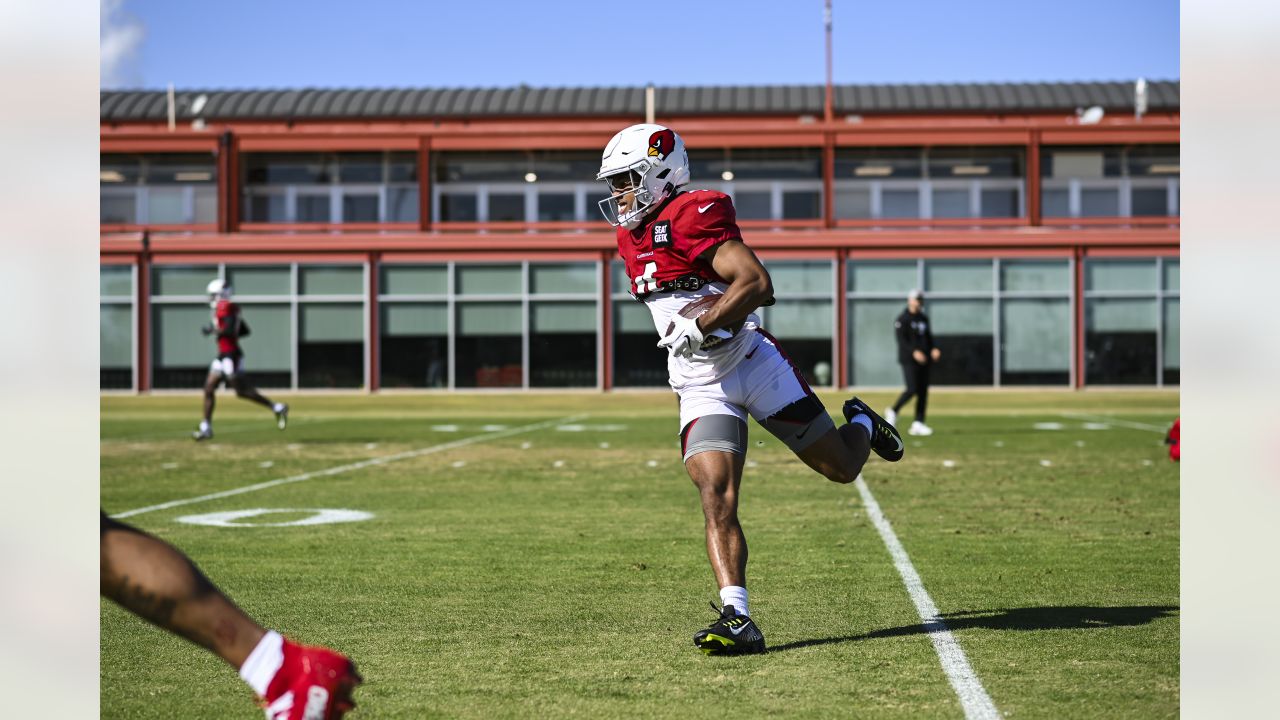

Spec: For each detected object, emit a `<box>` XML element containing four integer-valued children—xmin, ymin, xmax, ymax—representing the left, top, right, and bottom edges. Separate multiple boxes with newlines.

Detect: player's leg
<box><xmin>193</xmin><ymin>366</ymin><xmax>221</xmax><ymax>441</ymax></box>
<box><xmin>227</xmin><ymin>362</ymin><xmax>288</xmax><ymax>429</ymax></box>
<box><xmin>908</xmin><ymin>363</ymin><xmax>934</xmax><ymax>435</ymax></box>
<box><xmin>680</xmin><ymin>414</ymin><xmax>766</xmax><ymax>655</ymax></box>
<box><xmin>100</xmin><ymin>512</ymin><xmax>360</xmax><ymax>717</ymax></box>
<box><xmin>891</xmin><ymin>360</ymin><xmax>918</xmax><ymax>422</ymax></box>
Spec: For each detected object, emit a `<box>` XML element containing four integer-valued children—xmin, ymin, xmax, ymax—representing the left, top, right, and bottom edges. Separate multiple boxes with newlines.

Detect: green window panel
<box><xmin>611</xmin><ymin>261</ymin><xmax>631</xmax><ymax>295</ymax></box>
<box><xmin>301</xmin><ymin>304</ymin><xmax>363</xmax><ymax>342</ymax></box>
<box><xmin>531</xmin><ymin>263</ymin><xmax>597</xmax><ymax>295</ymax></box>
<box><xmin>154</xmin><ymin>304</ymin><xmax>213</xmax><ymax>367</ymax></box>
<box><xmin>1086</xmin><ymin>259</ymin><xmax>1157</xmax><ymax>292</ymax></box>
<box><xmin>1088</xmin><ymin>298</ymin><xmax>1157</xmax><ymax>332</ymax></box>
<box><xmin>925</xmin><ymin>261</ymin><xmax>992</xmax><ymax>293</ymax></box>
<box><xmin>929</xmin><ymin>299</ymin><xmax>993</xmax><ymax>334</ymax></box>
<box><xmin>237</xmin><ymin>304</ymin><xmax>291</xmax><ymax>370</ymax></box>
<box><xmin>1002</xmin><ymin>299</ymin><xmax>1071</xmax><ymax>372</ymax></box>
<box><xmin>458</xmin><ymin>302</ymin><xmax>521</xmax><ymax>336</ymax></box>
<box><xmin>1000</xmin><ymin>260</ymin><xmax>1070</xmax><ymax>293</ymax></box>
<box><xmin>532</xmin><ymin>302</ymin><xmax>595</xmax><ymax>333</ymax></box>
<box><xmin>300</xmin><ymin>266</ymin><xmax>363</xmax><ymax>296</ymax></box>
<box><xmin>100</xmin><ymin>266</ymin><xmax>132</xmax><ymax>298</ymax></box>
<box><xmin>226</xmin><ymin>266</ymin><xmax>291</xmax><ymax>296</ymax></box>
<box><xmin>381</xmin><ymin>265</ymin><xmax>448</xmax><ymax>296</ymax></box>
<box><xmin>1163</xmin><ymin>259</ymin><xmax>1179</xmax><ymax>292</ymax></box>
<box><xmin>100</xmin><ymin>305</ymin><xmax>132</xmax><ymax>368</ymax></box>
<box><xmin>768</xmin><ymin>261</ymin><xmax>833</xmax><ymax>295</ymax></box>
<box><xmin>153</xmin><ymin>266</ymin><xmax>217</xmax><ymax>296</ymax></box>
<box><xmin>614</xmin><ymin>301</ymin><xmax>656</xmax><ymax>334</ymax></box>
<box><xmin>848</xmin><ymin>299</ymin><xmax>902</xmax><ymax>386</ymax></box>
<box><xmin>457</xmin><ymin>265</ymin><xmax>521</xmax><ymax>295</ymax></box>
<box><xmin>1163</xmin><ymin>298</ymin><xmax>1180</xmax><ymax>369</ymax></box>
<box><xmin>848</xmin><ymin>261</ymin><xmax>916</xmax><ymax>294</ymax></box>
<box><xmin>382</xmin><ymin>303</ymin><xmax>448</xmax><ymax>336</ymax></box>
<box><xmin>766</xmin><ymin>300</ymin><xmax>832</xmax><ymax>339</ymax></box>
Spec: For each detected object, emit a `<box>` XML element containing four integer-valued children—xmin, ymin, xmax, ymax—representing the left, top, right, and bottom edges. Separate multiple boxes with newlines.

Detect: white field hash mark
<box><xmin>855</xmin><ymin>476</ymin><xmax>1001</xmax><ymax>719</ymax></box>
<box><xmin>112</xmin><ymin>414</ymin><xmax>589</xmax><ymax>519</ymax></box>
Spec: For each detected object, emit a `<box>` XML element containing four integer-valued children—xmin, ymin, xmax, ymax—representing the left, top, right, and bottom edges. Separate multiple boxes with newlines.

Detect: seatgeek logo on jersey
<box><xmin>652</xmin><ymin>220</ymin><xmax>672</xmax><ymax>248</ymax></box>
<box><xmin>648</xmin><ymin>130</ymin><xmax>675</xmax><ymax>160</ymax></box>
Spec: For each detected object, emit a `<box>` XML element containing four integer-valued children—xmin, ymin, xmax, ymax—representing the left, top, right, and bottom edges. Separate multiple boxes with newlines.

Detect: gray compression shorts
<box><xmin>680</xmin><ymin>394</ymin><xmax>836</xmax><ymax>463</ymax></box>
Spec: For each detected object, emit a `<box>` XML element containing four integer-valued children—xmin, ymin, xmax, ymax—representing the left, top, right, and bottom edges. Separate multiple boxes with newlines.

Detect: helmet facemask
<box><xmin>597</xmin><ymin>162</ymin><xmax>657</xmax><ymax>229</ymax></box>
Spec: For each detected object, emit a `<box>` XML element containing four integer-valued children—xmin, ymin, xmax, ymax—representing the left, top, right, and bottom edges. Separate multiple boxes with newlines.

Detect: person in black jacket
<box><xmin>888</xmin><ymin>289</ymin><xmax>941</xmax><ymax>436</ymax></box>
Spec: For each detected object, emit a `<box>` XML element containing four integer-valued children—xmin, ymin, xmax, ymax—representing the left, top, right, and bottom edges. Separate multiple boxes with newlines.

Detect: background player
<box><xmin>101</xmin><ymin>511</ymin><xmax>361</xmax><ymax>718</ymax></box>
<box><xmin>194</xmin><ymin>279</ymin><xmax>288</xmax><ymax>441</ymax></box>
<box><xmin>888</xmin><ymin>288</ymin><xmax>941</xmax><ymax>436</ymax></box>
<box><xmin>597</xmin><ymin>123</ymin><xmax>905</xmax><ymax>655</ymax></box>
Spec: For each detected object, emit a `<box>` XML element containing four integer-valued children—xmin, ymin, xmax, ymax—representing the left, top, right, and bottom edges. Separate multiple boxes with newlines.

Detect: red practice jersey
<box><xmin>615</xmin><ymin>190</ymin><xmax>741</xmax><ymax>298</ymax></box>
<box><xmin>213</xmin><ymin>300</ymin><xmax>242</xmax><ymax>355</ymax></box>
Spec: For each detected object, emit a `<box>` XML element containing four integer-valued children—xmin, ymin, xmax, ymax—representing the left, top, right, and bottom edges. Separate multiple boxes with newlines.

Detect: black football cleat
<box><xmin>843</xmin><ymin>396</ymin><xmax>905</xmax><ymax>462</ymax></box>
<box><xmin>693</xmin><ymin>603</ymin><xmax>765</xmax><ymax>655</ymax></box>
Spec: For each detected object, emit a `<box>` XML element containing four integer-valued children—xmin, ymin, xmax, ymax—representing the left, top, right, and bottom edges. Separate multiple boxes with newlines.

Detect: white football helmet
<box><xmin>597</xmin><ymin>123</ymin><xmax>690</xmax><ymax>229</ymax></box>
<box><xmin>207</xmin><ymin>278</ymin><xmax>232</xmax><ymax>307</ymax></box>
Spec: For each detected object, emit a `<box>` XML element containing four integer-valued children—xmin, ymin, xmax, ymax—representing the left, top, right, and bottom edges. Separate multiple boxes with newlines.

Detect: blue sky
<box><xmin>102</xmin><ymin>0</ymin><xmax>1179</xmax><ymax>90</ymax></box>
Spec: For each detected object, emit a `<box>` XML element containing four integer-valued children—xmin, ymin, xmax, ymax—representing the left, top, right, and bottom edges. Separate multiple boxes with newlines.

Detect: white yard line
<box><xmin>1059</xmin><ymin>412</ymin><xmax>1168</xmax><ymax>434</ymax></box>
<box><xmin>112</xmin><ymin>414</ymin><xmax>588</xmax><ymax>519</ymax></box>
<box><xmin>855</xmin><ymin>476</ymin><xmax>1001</xmax><ymax>720</ymax></box>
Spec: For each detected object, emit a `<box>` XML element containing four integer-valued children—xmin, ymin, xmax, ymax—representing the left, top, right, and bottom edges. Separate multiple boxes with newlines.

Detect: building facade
<box><xmin>100</xmin><ymin>81</ymin><xmax>1179</xmax><ymax>391</ymax></box>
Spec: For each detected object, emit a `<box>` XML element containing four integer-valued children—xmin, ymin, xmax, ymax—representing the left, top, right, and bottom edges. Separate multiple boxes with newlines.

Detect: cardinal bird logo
<box><xmin>648</xmin><ymin>130</ymin><xmax>675</xmax><ymax>161</ymax></box>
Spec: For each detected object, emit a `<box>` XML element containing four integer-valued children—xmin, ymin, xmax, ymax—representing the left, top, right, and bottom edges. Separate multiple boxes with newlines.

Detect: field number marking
<box><xmin>111</xmin><ymin>414</ymin><xmax>588</xmax><ymax>519</ymax></box>
<box><xmin>855</xmin><ymin>476</ymin><xmax>1001</xmax><ymax>719</ymax></box>
<box><xmin>177</xmin><ymin>508</ymin><xmax>372</xmax><ymax>528</ymax></box>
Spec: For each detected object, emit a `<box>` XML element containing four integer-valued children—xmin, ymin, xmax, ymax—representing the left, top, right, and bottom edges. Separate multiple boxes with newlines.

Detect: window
<box><xmin>101</xmin><ymin>154</ymin><xmax>217</xmax><ymax>225</ymax></box>
<box><xmin>378</xmin><ymin>265</ymin><xmax>449</xmax><ymax>389</ymax></box>
<box><xmin>611</xmin><ymin>261</ymin><xmax>666</xmax><ymax>387</ymax></box>
<box><xmin>1084</xmin><ymin>258</ymin><xmax>1177</xmax><ymax>385</ymax></box>
<box><xmin>433</xmin><ymin>151</ymin><xmax>596</xmax><ymax>225</ymax></box>
<box><xmin>689</xmin><ymin>148</ymin><xmax>823</xmax><ymax>221</ymax></box>
<box><xmin>757</xmin><ymin>261</ymin><xmax>835</xmax><ymax>385</ymax></box>
<box><xmin>1041</xmin><ymin>145</ymin><xmax>1178</xmax><ymax>218</ymax></box>
<box><xmin>1000</xmin><ymin>260</ymin><xmax>1071</xmax><ymax>385</ymax></box>
<box><xmin>100</xmin><ymin>266</ymin><xmax>134</xmax><ymax>390</ymax></box>
<box><xmin>299</xmin><ymin>265</ymin><xmax>364</xmax><ymax>388</ymax></box>
<box><xmin>241</xmin><ymin>152</ymin><xmax>418</xmax><ymax>223</ymax></box>
<box><xmin>834</xmin><ymin>147</ymin><xmax>1023</xmax><ymax>221</ymax></box>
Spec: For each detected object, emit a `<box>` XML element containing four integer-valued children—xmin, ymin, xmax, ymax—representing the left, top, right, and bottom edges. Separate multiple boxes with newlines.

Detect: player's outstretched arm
<box><xmin>696</xmin><ymin>240</ymin><xmax>773</xmax><ymax>334</ymax></box>
<box><xmin>100</xmin><ymin>513</ymin><xmax>266</xmax><ymax>668</ymax></box>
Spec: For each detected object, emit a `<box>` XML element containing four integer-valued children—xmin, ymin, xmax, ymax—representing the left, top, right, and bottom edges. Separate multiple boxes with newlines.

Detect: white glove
<box><xmin>657</xmin><ymin>314</ymin><xmax>706</xmax><ymax>358</ymax></box>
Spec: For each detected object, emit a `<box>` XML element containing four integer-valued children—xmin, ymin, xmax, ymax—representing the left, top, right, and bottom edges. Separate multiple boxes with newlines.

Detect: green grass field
<box><xmin>101</xmin><ymin>390</ymin><xmax>1179</xmax><ymax>718</ymax></box>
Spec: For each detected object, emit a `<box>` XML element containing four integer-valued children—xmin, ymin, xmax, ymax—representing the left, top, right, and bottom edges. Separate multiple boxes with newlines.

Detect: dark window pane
<box><xmin>101</xmin><ymin>155</ymin><xmax>142</xmax><ymax>184</ymax></box>
<box><xmin>834</xmin><ymin>148</ymin><xmax>923</xmax><ymax>179</ymax></box>
<box><xmin>782</xmin><ymin>191</ymin><xmax>820</xmax><ymax>219</ymax></box>
<box><xmin>439</xmin><ymin>194</ymin><xmax>478</xmax><ymax>222</ymax></box>
<box><xmin>613</xmin><ymin>302</ymin><xmax>665</xmax><ymax>387</ymax></box>
<box><xmin>981</xmin><ymin>188</ymin><xmax>1019</xmax><ymax>218</ymax></box>
<box><xmin>381</xmin><ymin>336</ymin><xmax>447</xmax><ymax>388</ymax></box>
<box><xmin>927</xmin><ymin>147</ymin><xmax>1022</xmax><ymax>179</ymax></box>
<box><xmin>932</xmin><ymin>189</ymin><xmax>969</xmax><ymax>218</ymax></box>
<box><xmin>244</xmin><ymin>153</ymin><xmax>333</xmax><ymax>185</ymax></box>
<box><xmin>297</xmin><ymin>194</ymin><xmax>331</xmax><ymax>222</ymax></box>
<box><xmin>336</xmin><ymin>153</ymin><xmax>383</xmax><ymax>183</ymax></box>
<box><xmin>488</xmin><ymin>193</ymin><xmax>525</xmax><ymax>221</ymax></box>
<box><xmin>1125</xmin><ymin>145</ymin><xmax>1179</xmax><ymax>177</ymax></box>
<box><xmin>881</xmin><ymin>189</ymin><xmax>920</xmax><ymax>218</ymax></box>
<box><xmin>1131</xmin><ymin>188</ymin><xmax>1168</xmax><ymax>216</ymax></box>
<box><xmin>538</xmin><ymin>193</ymin><xmax>576</xmax><ymax>221</ymax></box>
<box><xmin>734</xmin><ymin>191</ymin><xmax>772</xmax><ymax>220</ymax></box>
<box><xmin>690</xmin><ymin>148</ymin><xmax>821</xmax><ymax>180</ymax></box>
<box><xmin>388</xmin><ymin>152</ymin><xmax>418</xmax><ymax>182</ymax></box>
<box><xmin>343</xmin><ymin>194</ymin><xmax>379</xmax><ymax>222</ymax></box>
<box><xmin>144</xmin><ymin>154</ymin><xmax>216</xmax><ymax>185</ymax></box>
<box><xmin>246</xmin><ymin>194</ymin><xmax>287</xmax><ymax>222</ymax></box>
<box><xmin>1080</xmin><ymin>189</ymin><xmax>1119</xmax><ymax>217</ymax></box>
<box><xmin>1041</xmin><ymin>189</ymin><xmax>1070</xmax><ymax>217</ymax></box>
<box><xmin>435</xmin><ymin>151</ymin><xmax>596</xmax><ymax>183</ymax></box>
<box><xmin>1086</xmin><ymin>298</ymin><xmax>1157</xmax><ymax>384</ymax></box>
<box><xmin>101</xmin><ymin>194</ymin><xmax>137</xmax><ymax>224</ymax></box>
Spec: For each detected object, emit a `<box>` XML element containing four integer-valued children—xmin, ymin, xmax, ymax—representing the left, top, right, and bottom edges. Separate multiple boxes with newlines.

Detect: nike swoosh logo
<box><xmin>698</xmin><ymin>203</ymin><xmax>715</xmax><ymax>213</ymax></box>
<box><xmin>728</xmin><ymin>623</ymin><xmax>751</xmax><ymax>636</ymax></box>
<box><xmin>795</xmin><ymin>428</ymin><xmax>809</xmax><ymax>440</ymax></box>
<box><xmin>744</xmin><ymin>349</ymin><xmax>756</xmax><ymax>360</ymax></box>
<box><xmin>891</xmin><ymin>435</ymin><xmax>903</xmax><ymax>453</ymax></box>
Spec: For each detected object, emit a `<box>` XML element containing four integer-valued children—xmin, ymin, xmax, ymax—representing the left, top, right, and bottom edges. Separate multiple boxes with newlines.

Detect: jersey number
<box><xmin>634</xmin><ymin>262</ymin><xmax>658</xmax><ymax>295</ymax></box>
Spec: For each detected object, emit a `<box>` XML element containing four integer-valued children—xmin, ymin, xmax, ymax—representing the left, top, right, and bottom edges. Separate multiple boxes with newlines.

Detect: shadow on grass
<box><xmin>768</xmin><ymin>605</ymin><xmax>1179</xmax><ymax>653</ymax></box>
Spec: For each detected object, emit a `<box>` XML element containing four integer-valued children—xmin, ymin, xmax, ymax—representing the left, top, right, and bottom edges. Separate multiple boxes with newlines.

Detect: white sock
<box><xmin>199</xmin><ymin>420</ymin><xmax>210</xmax><ymax>432</ymax></box>
<box><xmin>239</xmin><ymin>630</ymin><xmax>284</xmax><ymax>697</ymax></box>
<box><xmin>719</xmin><ymin>586</ymin><xmax>749</xmax><ymax>617</ymax></box>
<box><xmin>850</xmin><ymin>414</ymin><xmax>873</xmax><ymax>437</ymax></box>
<box><xmin>272</xmin><ymin>403</ymin><xmax>284</xmax><ymax>413</ymax></box>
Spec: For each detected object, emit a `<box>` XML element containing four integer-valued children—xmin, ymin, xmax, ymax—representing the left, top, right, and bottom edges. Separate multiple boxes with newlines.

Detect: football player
<box><xmin>193</xmin><ymin>279</ymin><xmax>288</xmax><ymax>441</ymax></box>
<box><xmin>597</xmin><ymin>124</ymin><xmax>905</xmax><ymax>655</ymax></box>
<box><xmin>101</xmin><ymin>511</ymin><xmax>361</xmax><ymax>718</ymax></box>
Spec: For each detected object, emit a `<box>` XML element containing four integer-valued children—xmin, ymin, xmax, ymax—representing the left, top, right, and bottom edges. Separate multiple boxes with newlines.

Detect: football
<box><xmin>666</xmin><ymin>294</ymin><xmax>741</xmax><ymax>350</ymax></box>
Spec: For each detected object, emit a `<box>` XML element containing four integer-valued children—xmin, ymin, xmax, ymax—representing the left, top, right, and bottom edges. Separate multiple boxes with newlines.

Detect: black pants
<box><xmin>892</xmin><ymin>361</ymin><xmax>930</xmax><ymax>422</ymax></box>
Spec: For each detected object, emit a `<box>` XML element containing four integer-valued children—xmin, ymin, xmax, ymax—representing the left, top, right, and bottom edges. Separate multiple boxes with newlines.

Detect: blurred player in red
<box><xmin>101</xmin><ymin>511</ymin><xmax>361</xmax><ymax>718</ymax></box>
<box><xmin>1165</xmin><ymin>418</ymin><xmax>1180</xmax><ymax>461</ymax></box>
<box><xmin>596</xmin><ymin>124</ymin><xmax>905</xmax><ymax>655</ymax></box>
<box><xmin>193</xmin><ymin>279</ymin><xmax>288</xmax><ymax>441</ymax></box>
